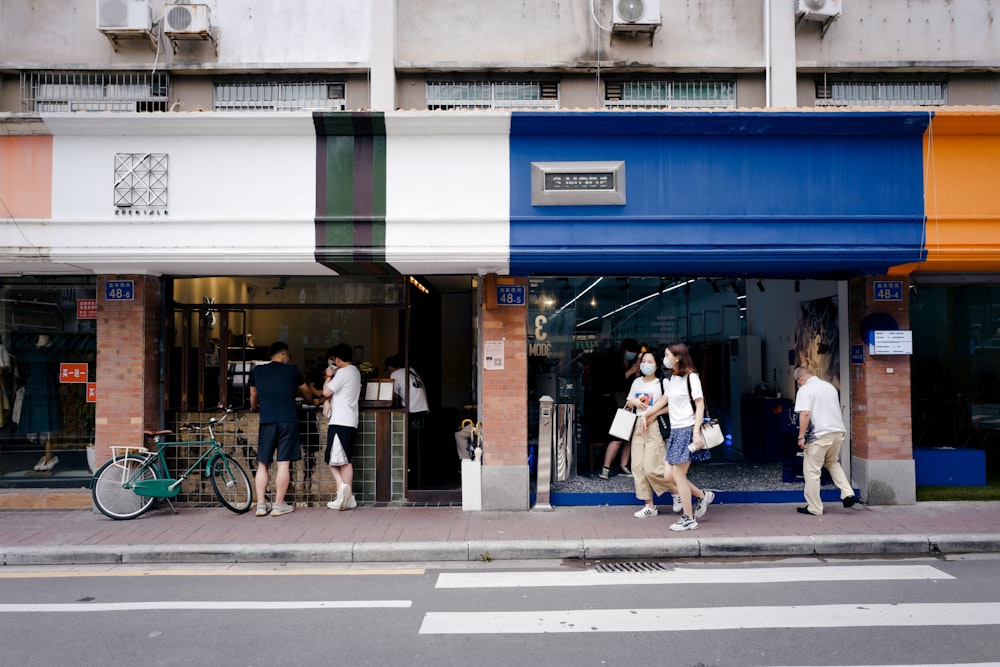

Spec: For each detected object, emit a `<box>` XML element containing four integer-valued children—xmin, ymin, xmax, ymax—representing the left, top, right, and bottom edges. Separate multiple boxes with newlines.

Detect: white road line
<box><xmin>435</xmin><ymin>564</ymin><xmax>953</xmax><ymax>588</ymax></box>
<box><xmin>419</xmin><ymin>602</ymin><xmax>1000</xmax><ymax>634</ymax></box>
<box><xmin>0</xmin><ymin>600</ymin><xmax>412</xmax><ymax>613</ymax></box>
<box><xmin>0</xmin><ymin>568</ymin><xmax>424</xmax><ymax>579</ymax></box>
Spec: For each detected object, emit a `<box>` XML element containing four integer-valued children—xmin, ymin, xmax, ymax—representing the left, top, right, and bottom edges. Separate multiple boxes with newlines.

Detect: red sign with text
<box><xmin>60</xmin><ymin>363</ymin><xmax>89</xmax><ymax>383</ymax></box>
<box><xmin>87</xmin><ymin>382</ymin><xmax>97</xmax><ymax>403</ymax></box>
<box><xmin>77</xmin><ymin>299</ymin><xmax>97</xmax><ymax>319</ymax></box>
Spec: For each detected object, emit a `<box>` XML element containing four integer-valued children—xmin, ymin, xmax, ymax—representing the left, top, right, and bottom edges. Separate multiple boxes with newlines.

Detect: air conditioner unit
<box><xmin>613</xmin><ymin>0</ymin><xmax>661</xmax><ymax>26</ymax></box>
<box><xmin>97</xmin><ymin>0</ymin><xmax>151</xmax><ymax>30</ymax></box>
<box><xmin>164</xmin><ymin>3</ymin><xmax>212</xmax><ymax>33</ymax></box>
<box><xmin>795</xmin><ymin>0</ymin><xmax>842</xmax><ymax>21</ymax></box>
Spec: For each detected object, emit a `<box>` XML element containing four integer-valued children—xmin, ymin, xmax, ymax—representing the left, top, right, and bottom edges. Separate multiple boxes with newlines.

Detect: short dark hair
<box><xmin>621</xmin><ymin>338</ymin><xmax>639</xmax><ymax>353</ymax></box>
<box><xmin>269</xmin><ymin>341</ymin><xmax>289</xmax><ymax>357</ymax></box>
<box><xmin>385</xmin><ymin>354</ymin><xmax>402</xmax><ymax>370</ymax></box>
<box><xmin>328</xmin><ymin>343</ymin><xmax>353</xmax><ymax>363</ymax></box>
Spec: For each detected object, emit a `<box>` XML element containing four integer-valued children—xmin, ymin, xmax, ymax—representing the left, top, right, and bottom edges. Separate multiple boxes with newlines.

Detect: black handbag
<box><xmin>656</xmin><ymin>378</ymin><xmax>671</xmax><ymax>440</ymax></box>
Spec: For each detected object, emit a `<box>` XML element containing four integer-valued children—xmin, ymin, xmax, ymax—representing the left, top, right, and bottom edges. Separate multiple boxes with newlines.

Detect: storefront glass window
<box><xmin>168</xmin><ymin>276</ymin><xmax>406</xmax><ymax>411</ymax></box>
<box><xmin>526</xmin><ymin>276</ymin><xmax>744</xmax><ymax>479</ymax></box>
<box><xmin>0</xmin><ymin>279</ymin><xmax>97</xmax><ymax>483</ymax></box>
<box><xmin>911</xmin><ymin>283</ymin><xmax>1000</xmax><ymax>450</ymax></box>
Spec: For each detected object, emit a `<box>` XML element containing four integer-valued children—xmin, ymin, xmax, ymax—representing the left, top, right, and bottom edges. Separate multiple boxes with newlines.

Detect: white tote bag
<box><xmin>608</xmin><ymin>405</ymin><xmax>637</xmax><ymax>441</ymax></box>
<box><xmin>700</xmin><ymin>420</ymin><xmax>725</xmax><ymax>449</ymax></box>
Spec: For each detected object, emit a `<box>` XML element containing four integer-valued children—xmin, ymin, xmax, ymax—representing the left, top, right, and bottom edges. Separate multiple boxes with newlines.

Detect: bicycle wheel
<box><xmin>92</xmin><ymin>456</ymin><xmax>159</xmax><ymax>520</ymax></box>
<box><xmin>209</xmin><ymin>454</ymin><xmax>252</xmax><ymax>513</ymax></box>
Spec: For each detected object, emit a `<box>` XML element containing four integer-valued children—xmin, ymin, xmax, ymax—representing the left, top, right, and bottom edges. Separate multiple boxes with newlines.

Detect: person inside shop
<box><xmin>248</xmin><ymin>341</ymin><xmax>312</xmax><ymax>517</ymax></box>
<box><xmin>323</xmin><ymin>343</ymin><xmax>361</xmax><ymax>511</ymax></box>
<box><xmin>386</xmin><ymin>351</ymin><xmax>430</xmax><ymax>428</ymax></box>
<box><xmin>598</xmin><ymin>338</ymin><xmax>641</xmax><ymax>480</ymax></box>
<box><xmin>19</xmin><ymin>334</ymin><xmax>63</xmax><ymax>472</ymax></box>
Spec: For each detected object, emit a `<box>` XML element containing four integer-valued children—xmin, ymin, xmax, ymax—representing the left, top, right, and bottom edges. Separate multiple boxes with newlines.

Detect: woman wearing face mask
<box><xmin>626</xmin><ymin>351</ymin><xmax>676</xmax><ymax>517</ymax></box>
<box><xmin>641</xmin><ymin>342</ymin><xmax>714</xmax><ymax>531</ymax></box>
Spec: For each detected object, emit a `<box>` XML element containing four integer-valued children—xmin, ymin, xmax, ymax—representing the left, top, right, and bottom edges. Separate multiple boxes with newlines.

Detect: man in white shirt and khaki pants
<box><xmin>793</xmin><ymin>366</ymin><xmax>857</xmax><ymax>516</ymax></box>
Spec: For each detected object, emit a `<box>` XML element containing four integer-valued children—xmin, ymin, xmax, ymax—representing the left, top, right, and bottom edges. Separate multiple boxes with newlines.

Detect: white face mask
<box><xmin>662</xmin><ymin>356</ymin><xmax>674</xmax><ymax>370</ymax></box>
<box><xmin>640</xmin><ymin>362</ymin><xmax>656</xmax><ymax>376</ymax></box>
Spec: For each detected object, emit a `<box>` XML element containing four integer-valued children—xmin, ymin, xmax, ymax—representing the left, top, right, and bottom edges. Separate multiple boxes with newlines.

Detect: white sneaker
<box><xmin>341</xmin><ymin>494</ymin><xmax>357</xmax><ymax>510</ymax></box>
<box><xmin>633</xmin><ymin>505</ymin><xmax>658</xmax><ymax>518</ymax></box>
<box><xmin>694</xmin><ymin>490</ymin><xmax>715</xmax><ymax>519</ymax></box>
<box><xmin>671</xmin><ymin>493</ymin><xmax>683</xmax><ymax>512</ymax></box>
<box><xmin>670</xmin><ymin>515</ymin><xmax>699</xmax><ymax>532</ymax></box>
<box><xmin>327</xmin><ymin>484</ymin><xmax>347</xmax><ymax>510</ymax></box>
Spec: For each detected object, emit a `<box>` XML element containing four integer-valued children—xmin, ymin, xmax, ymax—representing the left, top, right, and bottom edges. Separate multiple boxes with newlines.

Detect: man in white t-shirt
<box><xmin>386</xmin><ymin>354</ymin><xmax>431</xmax><ymax>478</ymax></box>
<box><xmin>323</xmin><ymin>343</ymin><xmax>361</xmax><ymax>511</ymax></box>
<box><xmin>385</xmin><ymin>355</ymin><xmax>429</xmax><ymax>415</ymax></box>
<box><xmin>793</xmin><ymin>366</ymin><xmax>857</xmax><ymax>516</ymax></box>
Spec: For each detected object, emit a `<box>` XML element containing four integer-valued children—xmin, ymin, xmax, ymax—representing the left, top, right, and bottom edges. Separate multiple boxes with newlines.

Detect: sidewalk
<box><xmin>2</xmin><ymin>499</ymin><xmax>999</xmax><ymax>565</ymax></box>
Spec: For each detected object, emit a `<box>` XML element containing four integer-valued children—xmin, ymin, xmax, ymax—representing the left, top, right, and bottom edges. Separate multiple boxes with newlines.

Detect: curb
<box><xmin>4</xmin><ymin>534</ymin><xmax>1000</xmax><ymax>566</ymax></box>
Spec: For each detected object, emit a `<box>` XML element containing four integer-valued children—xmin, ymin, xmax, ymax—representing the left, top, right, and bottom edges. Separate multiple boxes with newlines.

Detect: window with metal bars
<box><xmin>213</xmin><ymin>81</ymin><xmax>346</xmax><ymax>111</ymax></box>
<box><xmin>815</xmin><ymin>80</ymin><xmax>946</xmax><ymax>106</ymax></box>
<box><xmin>605</xmin><ymin>80</ymin><xmax>736</xmax><ymax>109</ymax></box>
<box><xmin>20</xmin><ymin>71</ymin><xmax>169</xmax><ymax>112</ymax></box>
<box><xmin>426</xmin><ymin>81</ymin><xmax>559</xmax><ymax>110</ymax></box>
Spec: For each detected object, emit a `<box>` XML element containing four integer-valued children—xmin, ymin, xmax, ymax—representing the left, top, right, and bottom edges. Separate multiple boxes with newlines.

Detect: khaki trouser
<box><xmin>630</xmin><ymin>425</ymin><xmax>672</xmax><ymax>502</ymax></box>
<box><xmin>803</xmin><ymin>431</ymin><xmax>854</xmax><ymax>515</ymax></box>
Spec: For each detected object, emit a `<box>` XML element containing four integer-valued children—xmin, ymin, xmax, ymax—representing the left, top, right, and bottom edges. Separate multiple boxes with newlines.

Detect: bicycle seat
<box><xmin>144</xmin><ymin>429</ymin><xmax>173</xmax><ymax>437</ymax></box>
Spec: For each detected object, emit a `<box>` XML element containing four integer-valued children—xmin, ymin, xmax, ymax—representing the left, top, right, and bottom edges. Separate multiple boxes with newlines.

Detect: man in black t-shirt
<box><xmin>249</xmin><ymin>341</ymin><xmax>311</xmax><ymax>517</ymax></box>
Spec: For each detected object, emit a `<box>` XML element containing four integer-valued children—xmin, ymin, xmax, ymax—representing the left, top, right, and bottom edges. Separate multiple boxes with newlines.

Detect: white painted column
<box><xmin>765</xmin><ymin>0</ymin><xmax>798</xmax><ymax>108</ymax></box>
<box><xmin>369</xmin><ymin>0</ymin><xmax>396</xmax><ymax>111</ymax></box>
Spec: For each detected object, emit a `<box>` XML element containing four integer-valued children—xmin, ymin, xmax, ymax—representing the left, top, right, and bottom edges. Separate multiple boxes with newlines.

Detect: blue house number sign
<box><xmin>497</xmin><ymin>285</ymin><xmax>525</xmax><ymax>306</ymax></box>
<box><xmin>105</xmin><ymin>280</ymin><xmax>135</xmax><ymax>301</ymax></box>
<box><xmin>873</xmin><ymin>280</ymin><xmax>902</xmax><ymax>302</ymax></box>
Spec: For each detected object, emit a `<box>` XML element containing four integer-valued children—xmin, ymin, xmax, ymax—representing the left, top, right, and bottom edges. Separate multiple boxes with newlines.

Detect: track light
<box><xmin>756</xmin><ymin>280</ymin><xmax>766</xmax><ymax>293</ymax></box>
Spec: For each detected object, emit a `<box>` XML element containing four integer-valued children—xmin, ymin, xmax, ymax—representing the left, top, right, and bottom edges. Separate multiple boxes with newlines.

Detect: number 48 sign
<box><xmin>105</xmin><ymin>280</ymin><xmax>135</xmax><ymax>301</ymax></box>
<box><xmin>873</xmin><ymin>280</ymin><xmax>902</xmax><ymax>302</ymax></box>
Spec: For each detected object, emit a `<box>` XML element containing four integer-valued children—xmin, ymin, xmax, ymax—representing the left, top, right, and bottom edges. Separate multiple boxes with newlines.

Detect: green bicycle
<box><xmin>91</xmin><ymin>409</ymin><xmax>253</xmax><ymax>520</ymax></box>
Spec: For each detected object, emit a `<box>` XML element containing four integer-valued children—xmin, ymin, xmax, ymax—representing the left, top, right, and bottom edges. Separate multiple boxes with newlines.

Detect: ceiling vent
<box><xmin>97</xmin><ymin>0</ymin><xmax>150</xmax><ymax>30</ymax></box>
<box><xmin>610</xmin><ymin>0</ymin><xmax>661</xmax><ymax>46</ymax></box>
<box><xmin>163</xmin><ymin>3</ymin><xmax>219</xmax><ymax>55</ymax></box>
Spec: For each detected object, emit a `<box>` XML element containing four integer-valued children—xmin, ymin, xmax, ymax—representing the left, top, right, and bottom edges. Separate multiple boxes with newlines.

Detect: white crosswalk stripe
<box><xmin>435</xmin><ymin>564</ymin><xmax>953</xmax><ymax>589</ymax></box>
<box><xmin>419</xmin><ymin>602</ymin><xmax>1000</xmax><ymax>635</ymax></box>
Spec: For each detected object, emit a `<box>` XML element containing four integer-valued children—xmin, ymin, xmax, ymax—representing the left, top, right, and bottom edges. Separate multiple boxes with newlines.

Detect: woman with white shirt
<box><xmin>626</xmin><ymin>351</ymin><xmax>676</xmax><ymax>518</ymax></box>
<box><xmin>641</xmin><ymin>342</ymin><xmax>715</xmax><ymax>531</ymax></box>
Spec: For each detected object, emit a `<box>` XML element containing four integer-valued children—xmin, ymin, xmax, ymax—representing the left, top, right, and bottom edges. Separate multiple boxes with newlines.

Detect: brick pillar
<box><xmin>848</xmin><ymin>275</ymin><xmax>915</xmax><ymax>505</ymax></box>
<box><xmin>479</xmin><ymin>275</ymin><xmax>529</xmax><ymax>510</ymax></box>
<box><xmin>94</xmin><ymin>276</ymin><xmax>161</xmax><ymax>463</ymax></box>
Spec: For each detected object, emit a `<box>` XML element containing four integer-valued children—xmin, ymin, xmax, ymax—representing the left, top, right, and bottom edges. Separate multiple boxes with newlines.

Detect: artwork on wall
<box><xmin>795</xmin><ymin>296</ymin><xmax>840</xmax><ymax>391</ymax></box>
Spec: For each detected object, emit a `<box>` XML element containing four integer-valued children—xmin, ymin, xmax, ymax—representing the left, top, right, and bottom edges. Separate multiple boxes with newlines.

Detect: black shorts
<box><xmin>257</xmin><ymin>422</ymin><xmax>302</xmax><ymax>464</ymax></box>
<box><xmin>326</xmin><ymin>424</ymin><xmax>356</xmax><ymax>465</ymax></box>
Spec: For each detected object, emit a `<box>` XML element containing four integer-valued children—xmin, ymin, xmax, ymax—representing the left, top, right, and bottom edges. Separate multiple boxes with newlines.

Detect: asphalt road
<box><xmin>1</xmin><ymin>555</ymin><xmax>998</xmax><ymax>666</ymax></box>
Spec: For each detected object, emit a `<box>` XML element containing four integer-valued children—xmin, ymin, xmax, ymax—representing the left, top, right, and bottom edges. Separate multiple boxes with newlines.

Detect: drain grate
<box><xmin>591</xmin><ymin>561</ymin><xmax>673</xmax><ymax>573</ymax></box>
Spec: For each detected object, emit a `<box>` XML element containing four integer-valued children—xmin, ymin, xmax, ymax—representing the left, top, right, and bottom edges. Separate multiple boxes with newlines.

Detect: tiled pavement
<box><xmin>2</xmin><ymin>497</ymin><xmax>999</xmax><ymax>565</ymax></box>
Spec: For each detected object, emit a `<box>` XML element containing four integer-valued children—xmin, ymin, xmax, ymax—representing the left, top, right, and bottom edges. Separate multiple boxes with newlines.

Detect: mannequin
<box><xmin>19</xmin><ymin>335</ymin><xmax>63</xmax><ymax>471</ymax></box>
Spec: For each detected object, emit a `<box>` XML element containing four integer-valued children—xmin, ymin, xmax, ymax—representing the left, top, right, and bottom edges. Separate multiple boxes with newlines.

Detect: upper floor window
<box><xmin>605</xmin><ymin>80</ymin><xmax>736</xmax><ymax>109</ymax></box>
<box><xmin>815</xmin><ymin>80</ymin><xmax>947</xmax><ymax>106</ymax></box>
<box><xmin>20</xmin><ymin>71</ymin><xmax>168</xmax><ymax>112</ymax></box>
<box><xmin>213</xmin><ymin>81</ymin><xmax>346</xmax><ymax>111</ymax></box>
<box><xmin>426</xmin><ymin>81</ymin><xmax>559</xmax><ymax>110</ymax></box>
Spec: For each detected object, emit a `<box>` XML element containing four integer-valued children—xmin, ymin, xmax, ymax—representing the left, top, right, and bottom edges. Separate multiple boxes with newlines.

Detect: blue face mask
<box><xmin>640</xmin><ymin>362</ymin><xmax>656</xmax><ymax>376</ymax></box>
<box><xmin>624</xmin><ymin>351</ymin><xmax>637</xmax><ymax>362</ymax></box>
